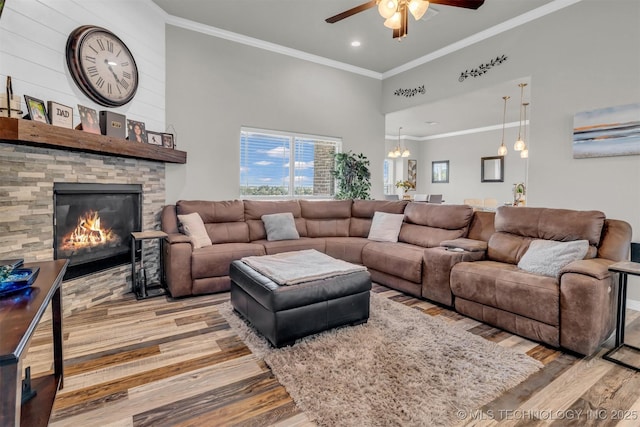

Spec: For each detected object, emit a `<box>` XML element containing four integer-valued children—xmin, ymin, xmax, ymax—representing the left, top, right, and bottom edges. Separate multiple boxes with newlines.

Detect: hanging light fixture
<box><xmin>387</xmin><ymin>126</ymin><xmax>410</xmax><ymax>158</ymax></box>
<box><xmin>498</xmin><ymin>96</ymin><xmax>509</xmax><ymax>156</ymax></box>
<box><xmin>520</xmin><ymin>102</ymin><xmax>530</xmax><ymax>158</ymax></box>
<box><xmin>514</xmin><ymin>83</ymin><xmax>527</xmax><ymax>151</ymax></box>
<box><xmin>378</xmin><ymin>0</ymin><xmax>430</xmax><ymax>39</ymax></box>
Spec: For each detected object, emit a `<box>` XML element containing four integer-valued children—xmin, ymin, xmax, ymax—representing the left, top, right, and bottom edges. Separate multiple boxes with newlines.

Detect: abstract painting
<box><xmin>408</xmin><ymin>159</ymin><xmax>417</xmax><ymax>188</ymax></box>
<box><xmin>573</xmin><ymin>103</ymin><xmax>640</xmax><ymax>158</ymax></box>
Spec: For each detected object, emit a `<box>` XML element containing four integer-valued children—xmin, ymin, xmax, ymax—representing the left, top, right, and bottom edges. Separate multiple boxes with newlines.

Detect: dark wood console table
<box><xmin>0</xmin><ymin>259</ymin><xmax>68</xmax><ymax>427</ymax></box>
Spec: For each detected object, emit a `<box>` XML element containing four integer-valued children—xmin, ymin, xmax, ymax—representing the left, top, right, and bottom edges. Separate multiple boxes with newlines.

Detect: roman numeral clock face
<box><xmin>66</xmin><ymin>26</ymin><xmax>138</xmax><ymax>107</ymax></box>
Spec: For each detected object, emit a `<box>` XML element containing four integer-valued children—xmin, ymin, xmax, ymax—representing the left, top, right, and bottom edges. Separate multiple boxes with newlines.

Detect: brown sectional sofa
<box><xmin>161</xmin><ymin>199</ymin><xmax>632</xmax><ymax>356</ymax></box>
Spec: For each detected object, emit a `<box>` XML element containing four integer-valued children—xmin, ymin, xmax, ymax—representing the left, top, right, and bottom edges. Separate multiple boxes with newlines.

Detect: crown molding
<box><xmin>152</xmin><ymin>0</ymin><xmax>582</xmax><ymax>81</ymax></box>
<box><xmin>382</xmin><ymin>0</ymin><xmax>584</xmax><ymax>79</ymax></box>
<box><xmin>164</xmin><ymin>14</ymin><xmax>382</xmax><ymax>80</ymax></box>
<box><xmin>385</xmin><ymin>120</ymin><xmax>526</xmax><ymax>141</ymax></box>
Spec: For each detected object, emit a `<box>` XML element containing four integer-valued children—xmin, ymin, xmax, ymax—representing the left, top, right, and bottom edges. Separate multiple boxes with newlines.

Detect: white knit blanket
<box><xmin>241</xmin><ymin>249</ymin><xmax>367</xmax><ymax>286</ymax></box>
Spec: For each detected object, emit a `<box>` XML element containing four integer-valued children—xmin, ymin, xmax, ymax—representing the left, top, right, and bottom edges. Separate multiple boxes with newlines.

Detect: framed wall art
<box><xmin>407</xmin><ymin>159</ymin><xmax>417</xmax><ymax>188</ymax></box>
<box><xmin>481</xmin><ymin>156</ymin><xmax>504</xmax><ymax>182</ymax></box>
<box><xmin>573</xmin><ymin>103</ymin><xmax>640</xmax><ymax>158</ymax></box>
<box><xmin>24</xmin><ymin>95</ymin><xmax>49</xmax><ymax>124</ymax></box>
<box><xmin>431</xmin><ymin>160</ymin><xmax>449</xmax><ymax>183</ymax></box>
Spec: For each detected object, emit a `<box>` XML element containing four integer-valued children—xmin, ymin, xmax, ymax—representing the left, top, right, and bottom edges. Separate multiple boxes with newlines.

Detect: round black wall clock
<box><xmin>66</xmin><ymin>26</ymin><xmax>139</xmax><ymax>107</ymax></box>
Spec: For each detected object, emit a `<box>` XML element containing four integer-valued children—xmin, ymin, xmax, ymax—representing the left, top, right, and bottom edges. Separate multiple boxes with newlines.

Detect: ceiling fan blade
<box><xmin>430</xmin><ymin>0</ymin><xmax>485</xmax><ymax>10</ymax></box>
<box><xmin>325</xmin><ymin>1</ymin><xmax>377</xmax><ymax>23</ymax></box>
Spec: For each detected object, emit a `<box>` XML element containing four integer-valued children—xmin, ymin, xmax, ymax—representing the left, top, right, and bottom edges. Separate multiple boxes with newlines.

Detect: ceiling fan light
<box><xmin>384</xmin><ymin>11</ymin><xmax>402</xmax><ymax>29</ymax></box>
<box><xmin>408</xmin><ymin>0</ymin><xmax>429</xmax><ymax>20</ymax></box>
<box><xmin>514</xmin><ymin>139</ymin><xmax>525</xmax><ymax>151</ymax></box>
<box><xmin>378</xmin><ymin>0</ymin><xmax>398</xmax><ymax>19</ymax></box>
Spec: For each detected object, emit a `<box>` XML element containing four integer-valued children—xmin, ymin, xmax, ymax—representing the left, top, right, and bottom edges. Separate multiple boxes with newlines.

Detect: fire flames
<box><xmin>60</xmin><ymin>210</ymin><xmax>121</xmax><ymax>251</ymax></box>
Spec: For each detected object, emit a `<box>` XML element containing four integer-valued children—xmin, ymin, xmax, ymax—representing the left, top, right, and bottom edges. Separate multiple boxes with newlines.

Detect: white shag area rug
<box><xmin>219</xmin><ymin>293</ymin><xmax>542</xmax><ymax>427</ymax></box>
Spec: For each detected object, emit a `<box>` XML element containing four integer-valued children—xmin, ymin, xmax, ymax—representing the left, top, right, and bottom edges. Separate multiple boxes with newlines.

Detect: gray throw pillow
<box><xmin>262</xmin><ymin>212</ymin><xmax>300</xmax><ymax>241</ymax></box>
<box><xmin>368</xmin><ymin>212</ymin><xmax>405</xmax><ymax>243</ymax></box>
<box><xmin>518</xmin><ymin>239</ymin><xmax>589</xmax><ymax>278</ymax></box>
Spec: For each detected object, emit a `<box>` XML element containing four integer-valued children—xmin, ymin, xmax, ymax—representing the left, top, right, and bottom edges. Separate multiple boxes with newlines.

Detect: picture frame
<box><xmin>77</xmin><ymin>105</ymin><xmax>101</xmax><ymax>134</ymax></box>
<box><xmin>432</xmin><ymin>160</ymin><xmax>449</xmax><ymax>183</ymax></box>
<box><xmin>24</xmin><ymin>95</ymin><xmax>49</xmax><ymax>124</ymax></box>
<box><xmin>162</xmin><ymin>133</ymin><xmax>174</xmax><ymax>149</ymax></box>
<box><xmin>481</xmin><ymin>156</ymin><xmax>504</xmax><ymax>182</ymax></box>
<box><xmin>573</xmin><ymin>102</ymin><xmax>640</xmax><ymax>158</ymax></box>
<box><xmin>407</xmin><ymin>159</ymin><xmax>417</xmax><ymax>188</ymax></box>
<box><xmin>47</xmin><ymin>101</ymin><xmax>73</xmax><ymax>129</ymax></box>
<box><xmin>127</xmin><ymin>119</ymin><xmax>147</xmax><ymax>144</ymax></box>
<box><xmin>147</xmin><ymin>131</ymin><xmax>163</xmax><ymax>146</ymax></box>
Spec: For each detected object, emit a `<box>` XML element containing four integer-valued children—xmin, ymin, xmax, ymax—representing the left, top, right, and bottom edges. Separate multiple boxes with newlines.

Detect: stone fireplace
<box><xmin>0</xmin><ymin>142</ymin><xmax>165</xmax><ymax>315</ymax></box>
<box><xmin>53</xmin><ymin>183</ymin><xmax>142</xmax><ymax>280</ymax></box>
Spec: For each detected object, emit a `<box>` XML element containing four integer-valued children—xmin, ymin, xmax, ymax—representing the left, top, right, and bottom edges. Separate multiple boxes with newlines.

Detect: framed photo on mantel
<box><xmin>127</xmin><ymin>119</ymin><xmax>147</xmax><ymax>144</ymax></box>
<box><xmin>147</xmin><ymin>131</ymin><xmax>163</xmax><ymax>146</ymax></box>
<box><xmin>77</xmin><ymin>105</ymin><xmax>101</xmax><ymax>134</ymax></box>
<box><xmin>47</xmin><ymin>101</ymin><xmax>73</xmax><ymax>129</ymax></box>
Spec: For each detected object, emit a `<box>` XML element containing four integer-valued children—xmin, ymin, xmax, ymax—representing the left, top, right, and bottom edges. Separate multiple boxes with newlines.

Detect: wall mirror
<box><xmin>481</xmin><ymin>156</ymin><xmax>504</xmax><ymax>182</ymax></box>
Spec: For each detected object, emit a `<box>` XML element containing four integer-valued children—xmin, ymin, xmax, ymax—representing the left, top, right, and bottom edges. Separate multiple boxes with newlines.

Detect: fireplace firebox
<box><xmin>54</xmin><ymin>183</ymin><xmax>142</xmax><ymax>280</ymax></box>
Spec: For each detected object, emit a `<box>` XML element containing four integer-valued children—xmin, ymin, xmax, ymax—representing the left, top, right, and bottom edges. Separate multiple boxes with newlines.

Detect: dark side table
<box><xmin>131</xmin><ymin>231</ymin><xmax>167</xmax><ymax>300</ymax></box>
<box><xmin>603</xmin><ymin>261</ymin><xmax>640</xmax><ymax>371</ymax></box>
<box><xmin>0</xmin><ymin>259</ymin><xmax>68</xmax><ymax>427</ymax></box>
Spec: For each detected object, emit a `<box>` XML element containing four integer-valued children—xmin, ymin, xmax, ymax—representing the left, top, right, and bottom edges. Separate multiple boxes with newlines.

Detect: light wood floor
<box><xmin>23</xmin><ymin>284</ymin><xmax>640</xmax><ymax>426</ymax></box>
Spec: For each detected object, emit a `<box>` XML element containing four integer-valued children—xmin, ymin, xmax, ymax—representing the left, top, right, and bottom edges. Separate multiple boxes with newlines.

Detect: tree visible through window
<box><xmin>240</xmin><ymin>128</ymin><xmax>341</xmax><ymax>198</ymax></box>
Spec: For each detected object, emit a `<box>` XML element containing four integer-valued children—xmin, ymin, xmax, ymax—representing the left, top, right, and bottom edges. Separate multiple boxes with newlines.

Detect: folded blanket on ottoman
<box><xmin>241</xmin><ymin>249</ymin><xmax>367</xmax><ymax>286</ymax></box>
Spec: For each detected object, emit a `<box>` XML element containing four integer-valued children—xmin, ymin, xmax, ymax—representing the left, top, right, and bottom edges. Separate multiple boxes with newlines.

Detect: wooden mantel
<box><xmin>0</xmin><ymin>117</ymin><xmax>186</xmax><ymax>164</ymax></box>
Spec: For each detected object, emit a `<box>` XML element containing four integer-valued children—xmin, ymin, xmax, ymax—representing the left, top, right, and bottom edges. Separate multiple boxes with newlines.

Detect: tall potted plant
<box><xmin>331</xmin><ymin>151</ymin><xmax>371</xmax><ymax>200</ymax></box>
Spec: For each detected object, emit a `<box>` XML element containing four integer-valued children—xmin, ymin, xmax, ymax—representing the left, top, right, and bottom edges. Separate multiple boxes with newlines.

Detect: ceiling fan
<box><xmin>326</xmin><ymin>0</ymin><xmax>485</xmax><ymax>39</ymax></box>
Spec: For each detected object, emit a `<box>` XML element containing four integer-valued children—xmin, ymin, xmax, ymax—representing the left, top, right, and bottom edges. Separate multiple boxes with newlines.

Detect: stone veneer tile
<box><xmin>0</xmin><ymin>142</ymin><xmax>166</xmax><ymax>315</ymax></box>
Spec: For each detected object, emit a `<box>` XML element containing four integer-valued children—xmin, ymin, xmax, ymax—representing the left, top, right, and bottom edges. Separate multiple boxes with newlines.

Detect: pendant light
<box><xmin>520</xmin><ymin>102</ymin><xmax>530</xmax><ymax>158</ymax></box>
<box><xmin>514</xmin><ymin>83</ymin><xmax>527</xmax><ymax>151</ymax></box>
<box><xmin>498</xmin><ymin>96</ymin><xmax>509</xmax><ymax>156</ymax></box>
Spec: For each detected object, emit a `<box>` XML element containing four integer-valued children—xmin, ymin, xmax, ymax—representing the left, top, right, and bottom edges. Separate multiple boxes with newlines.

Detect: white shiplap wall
<box><xmin>0</xmin><ymin>0</ymin><xmax>166</xmax><ymax>132</ymax></box>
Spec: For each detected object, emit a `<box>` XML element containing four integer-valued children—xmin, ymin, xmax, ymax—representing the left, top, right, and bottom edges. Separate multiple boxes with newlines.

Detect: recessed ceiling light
<box><xmin>351</xmin><ymin>41</ymin><xmax>361</xmax><ymax>47</ymax></box>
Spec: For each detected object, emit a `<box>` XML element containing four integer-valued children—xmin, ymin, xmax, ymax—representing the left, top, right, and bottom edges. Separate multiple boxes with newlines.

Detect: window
<box><xmin>383</xmin><ymin>159</ymin><xmax>395</xmax><ymax>195</ymax></box>
<box><xmin>240</xmin><ymin>128</ymin><xmax>341</xmax><ymax>198</ymax></box>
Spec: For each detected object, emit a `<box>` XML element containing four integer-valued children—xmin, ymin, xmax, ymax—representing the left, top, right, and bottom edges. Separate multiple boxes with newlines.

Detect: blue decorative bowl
<box><xmin>0</xmin><ymin>267</ymin><xmax>40</xmax><ymax>297</ymax></box>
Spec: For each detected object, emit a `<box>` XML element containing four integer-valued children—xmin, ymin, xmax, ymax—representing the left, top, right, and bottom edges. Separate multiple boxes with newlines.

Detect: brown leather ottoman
<box><xmin>229</xmin><ymin>260</ymin><xmax>371</xmax><ymax>347</ymax></box>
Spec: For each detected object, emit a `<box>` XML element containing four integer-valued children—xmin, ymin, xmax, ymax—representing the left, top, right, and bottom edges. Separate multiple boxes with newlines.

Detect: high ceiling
<box><xmin>151</xmin><ymin>0</ymin><xmax>555</xmax><ymax>74</ymax></box>
<box><xmin>151</xmin><ymin>0</ymin><xmax>562</xmax><ymax>139</ymax></box>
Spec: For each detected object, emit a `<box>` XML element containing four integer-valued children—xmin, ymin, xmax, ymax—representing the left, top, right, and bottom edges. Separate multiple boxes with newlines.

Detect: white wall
<box><xmin>164</xmin><ymin>25</ymin><xmax>384</xmax><ymax>203</ymax></box>
<box><xmin>382</xmin><ymin>1</ymin><xmax>639</xmax><ymax>227</ymax></box>
<box><xmin>418</xmin><ymin>128</ymin><xmax>528</xmax><ymax>205</ymax></box>
<box><xmin>382</xmin><ymin>0</ymin><xmax>640</xmax><ymax>297</ymax></box>
<box><xmin>0</xmin><ymin>0</ymin><xmax>166</xmax><ymax>132</ymax></box>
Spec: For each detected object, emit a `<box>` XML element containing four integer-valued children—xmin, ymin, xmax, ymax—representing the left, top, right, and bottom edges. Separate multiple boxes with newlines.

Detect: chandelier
<box><xmin>388</xmin><ymin>126</ymin><xmax>410</xmax><ymax>158</ymax></box>
<box><xmin>378</xmin><ymin>0</ymin><xmax>430</xmax><ymax>39</ymax></box>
